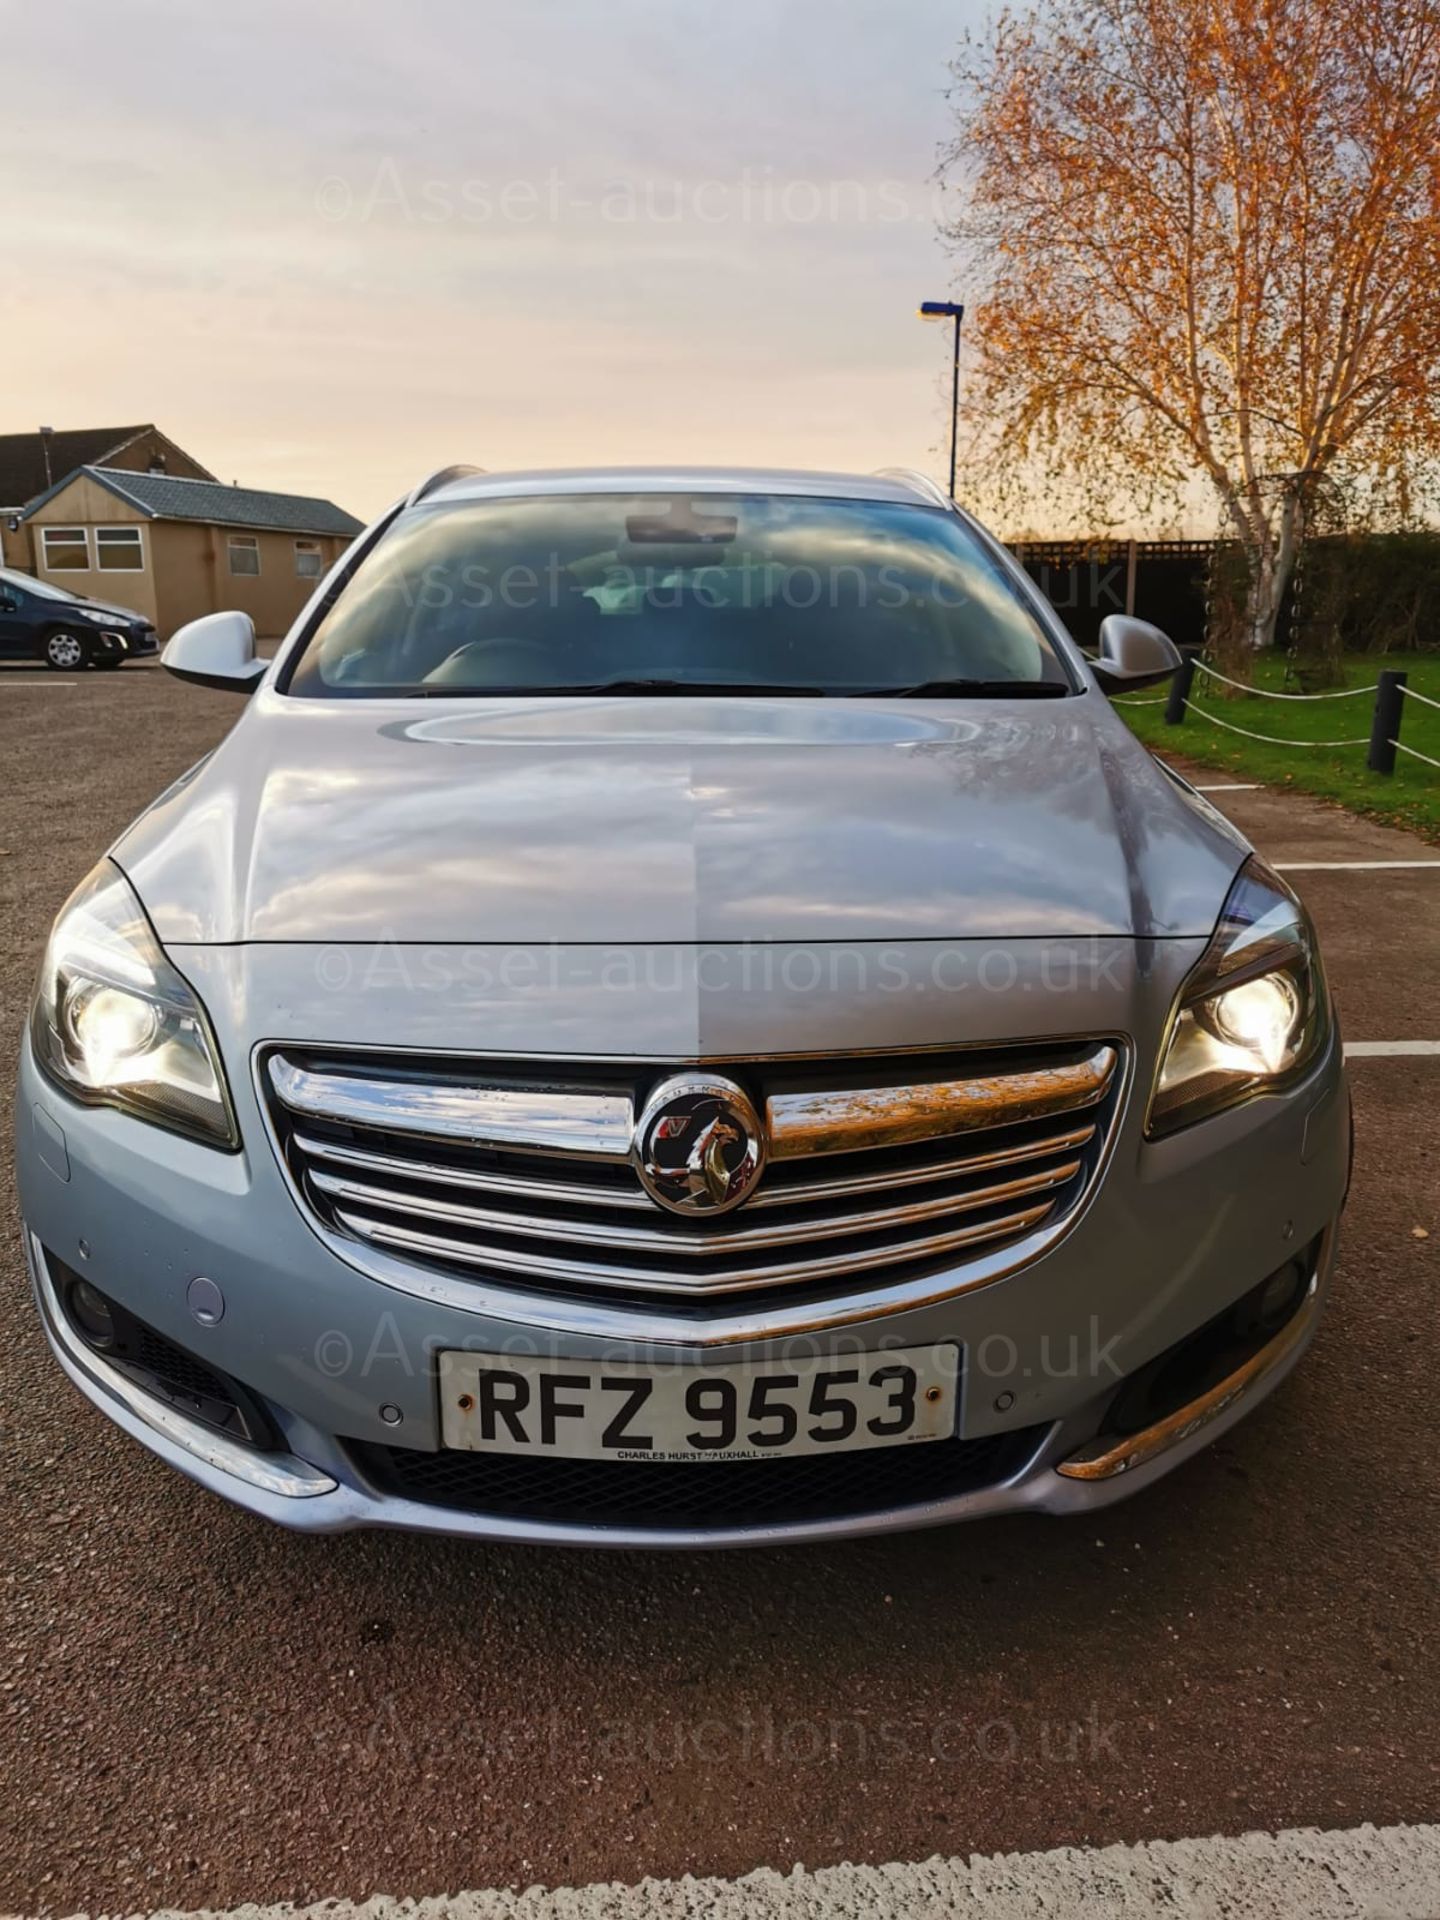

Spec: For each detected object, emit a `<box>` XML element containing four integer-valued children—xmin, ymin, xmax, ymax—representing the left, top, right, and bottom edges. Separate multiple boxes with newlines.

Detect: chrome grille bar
<box><xmin>292</xmin><ymin>1119</ymin><xmax>1098</xmax><ymax>1215</ymax></box>
<box><xmin>754</xmin><ymin>1122</ymin><xmax>1097</xmax><ymax>1209</ymax></box>
<box><xmin>269</xmin><ymin>1055</ymin><xmax>632</xmax><ymax>1160</ymax></box>
<box><xmin>306</xmin><ymin>1157</ymin><xmax>1082</xmax><ymax>1256</ymax></box>
<box><xmin>766</xmin><ymin>1046</ymin><xmax>1117</xmax><ymax>1159</ymax></box>
<box><xmin>330</xmin><ymin>1200</ymin><xmax>1059</xmax><ymax>1296</ymax></box>
<box><xmin>290</xmin><ymin>1131</ymin><xmax>655</xmax><ymax>1210</ymax></box>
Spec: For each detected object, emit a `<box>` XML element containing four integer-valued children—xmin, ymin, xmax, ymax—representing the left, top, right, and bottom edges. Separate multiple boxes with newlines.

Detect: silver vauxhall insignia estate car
<box><xmin>15</xmin><ymin>466</ymin><xmax>1350</xmax><ymax>1547</ymax></box>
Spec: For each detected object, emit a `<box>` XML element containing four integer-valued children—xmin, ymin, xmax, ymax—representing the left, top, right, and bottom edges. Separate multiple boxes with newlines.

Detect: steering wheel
<box><xmin>422</xmin><ymin>637</ymin><xmax>561</xmax><ymax>686</ymax></box>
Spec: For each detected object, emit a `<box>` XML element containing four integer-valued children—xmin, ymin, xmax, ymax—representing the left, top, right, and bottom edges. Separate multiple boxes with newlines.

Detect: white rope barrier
<box><xmin>1192</xmin><ymin>660</ymin><xmax>1379</xmax><ymax>700</ymax></box>
<box><xmin>1123</xmin><ymin>654</ymin><xmax>1437</xmax><ymax>776</ymax></box>
<box><xmin>1112</xmin><ymin>695</ymin><xmax>1166</xmax><ymax>706</ymax></box>
<box><xmin>1390</xmin><ymin>738</ymin><xmax>1440</xmax><ymax>771</ymax></box>
<box><xmin>1182</xmin><ymin>700</ymin><xmax>1370</xmax><ymax>748</ymax></box>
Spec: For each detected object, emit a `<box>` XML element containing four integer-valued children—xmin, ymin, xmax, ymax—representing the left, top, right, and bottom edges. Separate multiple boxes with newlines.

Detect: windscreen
<box><xmin>7</xmin><ymin>572</ymin><xmax>80</xmax><ymax>603</ymax></box>
<box><xmin>284</xmin><ymin>492</ymin><xmax>1075</xmax><ymax>698</ymax></box>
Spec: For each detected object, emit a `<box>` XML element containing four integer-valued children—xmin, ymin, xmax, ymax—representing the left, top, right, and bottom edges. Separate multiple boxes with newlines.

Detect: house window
<box><xmin>228</xmin><ymin>535</ymin><xmax>261</xmax><ymax>577</ymax></box>
<box><xmin>40</xmin><ymin>527</ymin><xmax>89</xmax><ymax>571</ymax></box>
<box><xmin>294</xmin><ymin>540</ymin><xmax>324</xmax><ymax>579</ymax></box>
<box><xmin>96</xmin><ymin>527</ymin><xmax>145</xmax><ymax>572</ymax></box>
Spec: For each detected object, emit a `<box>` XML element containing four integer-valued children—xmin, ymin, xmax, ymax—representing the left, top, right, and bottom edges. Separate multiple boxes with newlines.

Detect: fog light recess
<box><xmin>67</xmin><ymin>1277</ymin><xmax>117</xmax><ymax>1349</ymax></box>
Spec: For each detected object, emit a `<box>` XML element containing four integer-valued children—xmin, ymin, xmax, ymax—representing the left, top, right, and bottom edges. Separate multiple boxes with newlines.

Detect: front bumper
<box><xmin>88</xmin><ymin>626</ymin><xmax>156</xmax><ymax>659</ymax></box>
<box><xmin>14</xmin><ymin>1003</ymin><xmax>1350</xmax><ymax>1547</ymax></box>
<box><xmin>24</xmin><ymin>1223</ymin><xmax>1335</xmax><ymax>1547</ymax></box>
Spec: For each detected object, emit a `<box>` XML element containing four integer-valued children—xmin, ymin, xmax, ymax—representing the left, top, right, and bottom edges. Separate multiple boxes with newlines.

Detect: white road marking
<box><xmin>55</xmin><ymin>1824</ymin><xmax>1440</xmax><ymax>1920</ymax></box>
<box><xmin>1193</xmin><ymin>781</ymin><xmax>1261</xmax><ymax>791</ymax></box>
<box><xmin>1</xmin><ymin>679</ymin><xmax>78</xmax><ymax>687</ymax></box>
<box><xmin>1277</xmin><ymin>860</ymin><xmax>1440</xmax><ymax>871</ymax></box>
<box><xmin>1345</xmin><ymin>1041</ymin><xmax>1440</xmax><ymax>1057</ymax></box>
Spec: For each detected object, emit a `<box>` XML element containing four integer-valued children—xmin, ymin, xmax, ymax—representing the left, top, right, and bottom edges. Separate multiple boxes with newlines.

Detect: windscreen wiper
<box><xmin>536</xmin><ymin>679</ymin><xmax>839</xmax><ymax>697</ymax></box>
<box><xmin>403</xmin><ymin>677</ymin><xmax>1070</xmax><ymax>699</ymax></box>
<box><xmin>407</xmin><ymin>679</ymin><xmax>835</xmax><ymax>698</ymax></box>
<box><xmin>859</xmin><ymin>678</ymin><xmax>1072</xmax><ymax>699</ymax></box>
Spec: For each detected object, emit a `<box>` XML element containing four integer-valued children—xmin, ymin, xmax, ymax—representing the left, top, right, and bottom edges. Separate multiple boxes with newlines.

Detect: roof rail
<box><xmin>405</xmin><ymin>464</ymin><xmax>484</xmax><ymax>508</ymax></box>
<box><xmin>873</xmin><ymin>467</ymin><xmax>954</xmax><ymax>509</ymax></box>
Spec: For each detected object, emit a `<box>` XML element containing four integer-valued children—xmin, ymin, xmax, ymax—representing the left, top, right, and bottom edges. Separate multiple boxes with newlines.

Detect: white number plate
<box><xmin>437</xmin><ymin>1345</ymin><xmax>961</xmax><ymax>1462</ymax></box>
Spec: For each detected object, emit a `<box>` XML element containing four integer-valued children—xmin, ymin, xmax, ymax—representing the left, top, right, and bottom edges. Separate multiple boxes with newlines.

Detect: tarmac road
<box><xmin>0</xmin><ymin>662</ymin><xmax>1435</xmax><ymax>1913</ymax></box>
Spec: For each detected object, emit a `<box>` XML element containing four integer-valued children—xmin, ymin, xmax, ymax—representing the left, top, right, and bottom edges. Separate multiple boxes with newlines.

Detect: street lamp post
<box><xmin>918</xmin><ymin>300</ymin><xmax>964</xmax><ymax>498</ymax></box>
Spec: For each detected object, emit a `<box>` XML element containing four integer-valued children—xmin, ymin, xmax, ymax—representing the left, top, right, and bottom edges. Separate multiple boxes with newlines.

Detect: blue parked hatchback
<box><xmin>0</xmin><ymin>566</ymin><xmax>159</xmax><ymax>670</ymax></box>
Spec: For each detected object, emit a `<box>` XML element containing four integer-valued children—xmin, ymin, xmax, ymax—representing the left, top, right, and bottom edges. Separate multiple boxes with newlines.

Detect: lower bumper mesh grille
<box><xmin>348</xmin><ymin>1424</ymin><xmax>1050</xmax><ymax>1531</ymax></box>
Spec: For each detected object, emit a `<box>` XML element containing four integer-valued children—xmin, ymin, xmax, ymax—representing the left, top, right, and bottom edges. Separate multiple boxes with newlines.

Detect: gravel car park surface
<box><xmin>1</xmin><ymin>662</ymin><xmax>1436</xmax><ymax>1913</ymax></box>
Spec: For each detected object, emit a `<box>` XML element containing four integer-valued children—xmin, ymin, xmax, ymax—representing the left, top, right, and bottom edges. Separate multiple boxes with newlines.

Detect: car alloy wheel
<box><xmin>44</xmin><ymin>630</ymin><xmax>87</xmax><ymax>671</ymax></box>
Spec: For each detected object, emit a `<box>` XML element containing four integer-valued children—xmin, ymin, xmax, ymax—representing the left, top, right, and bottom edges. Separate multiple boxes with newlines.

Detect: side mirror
<box><xmin>162</xmin><ymin>610</ymin><xmax>265</xmax><ymax>695</ymax></box>
<box><xmin>1093</xmin><ymin>614</ymin><xmax>1183</xmax><ymax>694</ymax></box>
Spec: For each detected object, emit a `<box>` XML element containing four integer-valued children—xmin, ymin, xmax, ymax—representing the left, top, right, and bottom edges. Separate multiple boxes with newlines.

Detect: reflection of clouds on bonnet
<box><xmin>390</xmin><ymin>699</ymin><xmax>984</xmax><ymax>750</ymax></box>
<box><xmin>120</xmin><ymin>684</ymin><xmax>1242</xmax><ymax>948</ymax></box>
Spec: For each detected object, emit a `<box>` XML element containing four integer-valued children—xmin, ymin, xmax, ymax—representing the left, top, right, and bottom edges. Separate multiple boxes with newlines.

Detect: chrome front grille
<box><xmin>264</xmin><ymin>1042</ymin><xmax>1123</xmax><ymax>1301</ymax></box>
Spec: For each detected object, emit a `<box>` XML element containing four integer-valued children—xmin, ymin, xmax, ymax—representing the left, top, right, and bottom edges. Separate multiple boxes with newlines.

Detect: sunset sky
<box><xmin>1</xmin><ymin>0</ymin><xmax>987</xmax><ymax>524</ymax></box>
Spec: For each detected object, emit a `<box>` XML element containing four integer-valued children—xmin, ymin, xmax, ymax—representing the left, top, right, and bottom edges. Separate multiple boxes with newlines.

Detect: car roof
<box><xmin>420</xmin><ymin>466</ymin><xmax>950</xmax><ymax>510</ymax></box>
<box><xmin>2</xmin><ymin>566</ymin><xmax>72</xmax><ymax>587</ymax></box>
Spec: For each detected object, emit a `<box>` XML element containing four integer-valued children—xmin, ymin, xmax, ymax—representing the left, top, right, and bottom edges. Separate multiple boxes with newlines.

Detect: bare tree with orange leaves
<box><xmin>943</xmin><ymin>0</ymin><xmax>1440</xmax><ymax>651</ymax></box>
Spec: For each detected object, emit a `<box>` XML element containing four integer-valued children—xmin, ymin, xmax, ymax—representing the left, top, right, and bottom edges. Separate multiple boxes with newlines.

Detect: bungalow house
<box><xmin>20</xmin><ymin>465</ymin><xmax>365</xmax><ymax>639</ymax></box>
<box><xmin>0</xmin><ymin>424</ymin><xmax>214</xmax><ymax>572</ymax></box>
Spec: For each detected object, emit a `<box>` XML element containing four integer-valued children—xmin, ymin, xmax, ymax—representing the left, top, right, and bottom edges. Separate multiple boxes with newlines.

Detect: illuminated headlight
<box><xmin>30</xmin><ymin>861</ymin><xmax>237</xmax><ymax>1148</ymax></box>
<box><xmin>1148</xmin><ymin>857</ymin><xmax>1331</xmax><ymax>1137</ymax></box>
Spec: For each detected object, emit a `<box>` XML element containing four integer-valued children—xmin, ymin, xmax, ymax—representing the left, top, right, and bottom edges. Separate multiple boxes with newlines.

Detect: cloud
<box><xmin>2</xmin><ymin>0</ymin><xmax>981</xmax><ymax>514</ymax></box>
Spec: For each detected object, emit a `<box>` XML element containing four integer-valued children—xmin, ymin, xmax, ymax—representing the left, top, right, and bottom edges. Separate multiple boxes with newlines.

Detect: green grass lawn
<box><xmin>1117</xmin><ymin>650</ymin><xmax>1440</xmax><ymax>840</ymax></box>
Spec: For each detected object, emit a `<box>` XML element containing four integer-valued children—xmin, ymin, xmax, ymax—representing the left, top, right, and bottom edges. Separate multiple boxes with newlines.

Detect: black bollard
<box><xmin>1164</xmin><ymin>652</ymin><xmax>1196</xmax><ymax>726</ymax></box>
<box><xmin>1367</xmin><ymin>670</ymin><xmax>1407</xmax><ymax>774</ymax></box>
